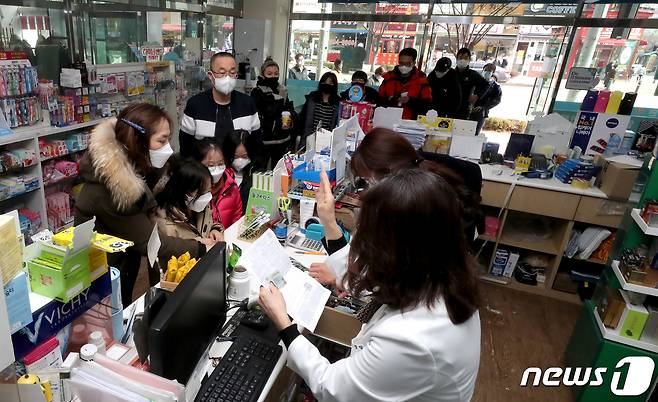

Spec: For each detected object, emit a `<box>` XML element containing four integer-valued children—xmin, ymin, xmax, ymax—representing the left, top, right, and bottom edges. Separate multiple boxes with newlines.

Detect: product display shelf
<box><xmin>496</xmin><ymin>234</ymin><xmax>561</xmax><ymax>255</ymax></box>
<box><xmin>630</xmin><ymin>208</ymin><xmax>658</xmax><ymax>236</ymax></box>
<box><xmin>0</xmin><ymin>130</ymin><xmax>37</xmax><ymax>147</ymax></box>
<box><xmin>610</xmin><ymin>260</ymin><xmax>658</xmax><ymax>297</ymax></box>
<box><xmin>44</xmin><ymin>173</ymin><xmax>78</xmax><ymax>187</ymax></box>
<box><xmin>41</xmin><ymin>146</ymin><xmax>87</xmax><ymax>162</ymax></box>
<box><xmin>592</xmin><ymin>306</ymin><xmax>658</xmax><ymax>354</ymax></box>
<box><xmin>0</xmin><ymin>186</ymin><xmax>40</xmax><ymax>203</ymax></box>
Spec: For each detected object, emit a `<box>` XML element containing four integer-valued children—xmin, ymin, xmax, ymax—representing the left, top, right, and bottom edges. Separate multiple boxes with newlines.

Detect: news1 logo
<box><xmin>521</xmin><ymin>357</ymin><xmax>655</xmax><ymax>396</ymax></box>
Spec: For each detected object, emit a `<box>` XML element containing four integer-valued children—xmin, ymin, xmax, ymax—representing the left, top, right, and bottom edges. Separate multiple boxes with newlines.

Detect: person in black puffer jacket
<box><xmin>250</xmin><ymin>58</ymin><xmax>296</xmax><ymax>169</ymax></box>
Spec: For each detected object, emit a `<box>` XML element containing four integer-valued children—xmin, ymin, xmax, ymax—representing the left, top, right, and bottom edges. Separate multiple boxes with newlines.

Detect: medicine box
<box><xmin>28</xmin><ymin>246</ymin><xmax>91</xmax><ymax>303</ymax></box>
<box><xmin>640</xmin><ymin>305</ymin><xmax>658</xmax><ymax>343</ymax></box>
<box><xmin>4</xmin><ymin>271</ymin><xmax>32</xmax><ymax>334</ymax></box>
<box><xmin>292</xmin><ymin>163</ymin><xmax>336</xmax><ymax>184</ymax></box>
<box><xmin>618</xmin><ymin>289</ymin><xmax>649</xmax><ymax>340</ymax></box>
<box><xmin>11</xmin><ymin>272</ymin><xmax>112</xmax><ymax>360</ymax></box>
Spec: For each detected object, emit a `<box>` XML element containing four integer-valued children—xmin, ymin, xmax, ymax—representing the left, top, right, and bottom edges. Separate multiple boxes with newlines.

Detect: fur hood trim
<box><xmin>88</xmin><ymin>118</ymin><xmax>147</xmax><ymax>210</ymax></box>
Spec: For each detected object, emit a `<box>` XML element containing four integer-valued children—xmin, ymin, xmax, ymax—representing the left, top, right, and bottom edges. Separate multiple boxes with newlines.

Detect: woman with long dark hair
<box><xmin>259</xmin><ymin>169</ymin><xmax>481</xmax><ymax>401</ymax></box>
<box><xmin>297</xmin><ymin>72</ymin><xmax>340</xmax><ymax>148</ymax></box>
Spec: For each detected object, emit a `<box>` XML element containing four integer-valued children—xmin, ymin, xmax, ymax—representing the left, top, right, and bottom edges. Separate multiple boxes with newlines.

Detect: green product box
<box><xmin>619</xmin><ymin>290</ymin><xmax>649</xmax><ymax>340</ymax></box>
<box><xmin>27</xmin><ymin>246</ymin><xmax>91</xmax><ymax>303</ymax></box>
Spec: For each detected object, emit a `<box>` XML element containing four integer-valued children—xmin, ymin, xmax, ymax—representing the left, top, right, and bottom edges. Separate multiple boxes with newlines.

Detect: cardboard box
<box><xmin>619</xmin><ymin>289</ymin><xmax>649</xmax><ymax>340</ymax></box>
<box><xmin>595</xmin><ymin>160</ymin><xmax>640</xmax><ymax>200</ymax></box>
<box><xmin>11</xmin><ymin>272</ymin><xmax>112</xmax><ymax>360</ymax></box>
<box><xmin>312</xmin><ymin>306</ymin><xmax>361</xmax><ymax>347</ymax></box>
<box><xmin>28</xmin><ymin>246</ymin><xmax>91</xmax><ymax>303</ymax></box>
<box><xmin>597</xmin><ymin>287</ymin><xmax>626</xmax><ymax>329</ymax></box>
<box><xmin>4</xmin><ymin>271</ymin><xmax>33</xmax><ymax>334</ymax></box>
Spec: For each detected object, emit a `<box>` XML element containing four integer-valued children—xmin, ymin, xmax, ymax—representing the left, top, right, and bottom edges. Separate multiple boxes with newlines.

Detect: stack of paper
<box><xmin>0</xmin><ymin>214</ymin><xmax>23</xmax><ymax>284</ymax></box>
<box><xmin>396</xmin><ymin>122</ymin><xmax>427</xmax><ymax>149</ymax></box>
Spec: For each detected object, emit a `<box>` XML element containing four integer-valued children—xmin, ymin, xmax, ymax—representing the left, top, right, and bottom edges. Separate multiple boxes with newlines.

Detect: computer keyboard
<box><xmin>195</xmin><ymin>336</ymin><xmax>283</xmax><ymax>402</ymax></box>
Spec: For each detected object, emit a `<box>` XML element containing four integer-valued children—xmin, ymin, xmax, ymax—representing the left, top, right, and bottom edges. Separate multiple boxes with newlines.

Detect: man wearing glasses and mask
<box><xmin>179</xmin><ymin>52</ymin><xmax>262</xmax><ymax>161</ymax></box>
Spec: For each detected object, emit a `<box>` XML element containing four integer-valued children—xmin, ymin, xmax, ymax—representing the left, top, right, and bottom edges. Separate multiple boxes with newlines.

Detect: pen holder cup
<box><xmin>238</xmin><ymin>215</ymin><xmax>270</xmax><ymax>242</ymax></box>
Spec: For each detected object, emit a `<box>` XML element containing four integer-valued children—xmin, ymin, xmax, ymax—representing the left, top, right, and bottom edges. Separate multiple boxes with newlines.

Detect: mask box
<box><xmin>4</xmin><ymin>271</ymin><xmax>33</xmax><ymax>334</ymax></box>
<box><xmin>618</xmin><ymin>289</ymin><xmax>649</xmax><ymax>341</ymax></box>
<box><xmin>27</xmin><ymin>246</ymin><xmax>91</xmax><ymax>303</ymax></box>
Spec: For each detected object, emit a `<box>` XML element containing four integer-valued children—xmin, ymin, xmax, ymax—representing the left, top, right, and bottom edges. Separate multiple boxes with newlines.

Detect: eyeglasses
<box><xmin>210</xmin><ymin>70</ymin><xmax>238</xmax><ymax>79</ymax></box>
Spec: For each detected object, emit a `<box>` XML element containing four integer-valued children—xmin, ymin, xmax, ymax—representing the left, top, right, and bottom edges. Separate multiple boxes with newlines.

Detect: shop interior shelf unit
<box><xmin>592</xmin><ymin>306</ymin><xmax>658</xmax><ymax>354</ymax></box>
<box><xmin>610</xmin><ymin>260</ymin><xmax>658</xmax><ymax>297</ymax></box>
<box><xmin>630</xmin><ymin>208</ymin><xmax>658</xmax><ymax>236</ymax></box>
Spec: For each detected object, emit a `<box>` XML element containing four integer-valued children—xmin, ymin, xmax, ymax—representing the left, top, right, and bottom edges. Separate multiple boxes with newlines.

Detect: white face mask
<box><xmin>482</xmin><ymin>71</ymin><xmax>493</xmax><ymax>81</ymax></box>
<box><xmin>214</xmin><ymin>76</ymin><xmax>237</xmax><ymax>95</ymax></box>
<box><xmin>209</xmin><ymin>165</ymin><xmax>226</xmax><ymax>183</ymax></box>
<box><xmin>149</xmin><ymin>143</ymin><xmax>173</xmax><ymax>169</ymax></box>
<box><xmin>186</xmin><ymin>192</ymin><xmax>213</xmax><ymax>213</ymax></box>
<box><xmin>232</xmin><ymin>157</ymin><xmax>250</xmax><ymax>172</ymax></box>
<box><xmin>397</xmin><ymin>65</ymin><xmax>413</xmax><ymax>75</ymax></box>
<box><xmin>456</xmin><ymin>59</ymin><xmax>470</xmax><ymax>69</ymax></box>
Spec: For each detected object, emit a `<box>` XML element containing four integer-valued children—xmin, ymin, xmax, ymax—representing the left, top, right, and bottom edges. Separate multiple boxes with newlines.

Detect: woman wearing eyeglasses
<box><xmin>178</xmin><ymin>52</ymin><xmax>264</xmax><ymax>168</ymax></box>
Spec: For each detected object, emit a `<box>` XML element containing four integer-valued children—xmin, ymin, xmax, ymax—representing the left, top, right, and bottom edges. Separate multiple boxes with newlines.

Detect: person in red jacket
<box><xmin>192</xmin><ymin>139</ymin><xmax>244</xmax><ymax>228</ymax></box>
<box><xmin>378</xmin><ymin>47</ymin><xmax>432</xmax><ymax>120</ymax></box>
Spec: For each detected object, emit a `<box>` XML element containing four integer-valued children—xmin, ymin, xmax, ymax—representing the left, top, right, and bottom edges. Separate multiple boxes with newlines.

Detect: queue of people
<box><xmin>71</xmin><ymin>48</ymin><xmax>484</xmax><ymax>401</ymax></box>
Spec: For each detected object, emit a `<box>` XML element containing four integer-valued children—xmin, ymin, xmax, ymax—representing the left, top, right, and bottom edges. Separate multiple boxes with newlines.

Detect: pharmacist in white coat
<box><xmin>259</xmin><ymin>170</ymin><xmax>482</xmax><ymax>402</ymax></box>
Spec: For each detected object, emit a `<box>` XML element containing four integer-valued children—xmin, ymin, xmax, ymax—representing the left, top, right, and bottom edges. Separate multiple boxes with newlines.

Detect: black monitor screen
<box><xmin>504</xmin><ymin>133</ymin><xmax>535</xmax><ymax>162</ymax></box>
<box><xmin>149</xmin><ymin>243</ymin><xmax>227</xmax><ymax>383</ymax></box>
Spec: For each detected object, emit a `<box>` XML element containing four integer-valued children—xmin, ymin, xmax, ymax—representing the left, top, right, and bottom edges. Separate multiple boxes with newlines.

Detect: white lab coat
<box><xmin>286</xmin><ymin>300</ymin><xmax>481</xmax><ymax>402</ymax></box>
<box><xmin>324</xmin><ymin>243</ymin><xmax>350</xmax><ymax>284</ymax></box>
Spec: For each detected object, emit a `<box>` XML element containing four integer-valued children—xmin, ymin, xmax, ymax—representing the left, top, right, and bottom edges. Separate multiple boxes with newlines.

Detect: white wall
<box><xmin>242</xmin><ymin>0</ymin><xmax>291</xmax><ymax>73</ymax></box>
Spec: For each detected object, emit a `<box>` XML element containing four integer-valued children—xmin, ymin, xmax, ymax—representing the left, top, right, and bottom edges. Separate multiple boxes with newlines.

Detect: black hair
<box><xmin>222</xmin><ymin>129</ymin><xmax>255</xmax><ymax>167</ymax></box>
<box><xmin>351</xmin><ymin>70</ymin><xmax>368</xmax><ymax>83</ymax></box>
<box><xmin>399</xmin><ymin>47</ymin><xmax>418</xmax><ymax>61</ymax></box>
<box><xmin>457</xmin><ymin>48</ymin><xmax>472</xmax><ymax>58</ymax></box>
<box><xmin>191</xmin><ymin>138</ymin><xmax>223</xmax><ymax>165</ymax></box>
<box><xmin>312</xmin><ymin>72</ymin><xmax>339</xmax><ymax>103</ymax></box>
<box><xmin>210</xmin><ymin>52</ymin><xmax>235</xmax><ymax>68</ymax></box>
<box><xmin>156</xmin><ymin>156</ymin><xmax>211</xmax><ymax>218</ymax></box>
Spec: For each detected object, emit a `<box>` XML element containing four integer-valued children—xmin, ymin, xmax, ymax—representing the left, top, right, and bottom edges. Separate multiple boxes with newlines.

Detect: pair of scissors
<box><xmin>277</xmin><ymin>196</ymin><xmax>291</xmax><ymax>213</ymax></box>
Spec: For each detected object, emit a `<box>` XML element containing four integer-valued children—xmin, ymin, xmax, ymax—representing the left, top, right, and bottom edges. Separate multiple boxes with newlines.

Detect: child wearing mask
<box><xmin>153</xmin><ymin>157</ymin><xmax>224</xmax><ymax>241</ymax></box>
<box><xmin>192</xmin><ymin>139</ymin><xmax>243</xmax><ymax>228</ymax></box>
<box><xmin>378</xmin><ymin>47</ymin><xmax>432</xmax><ymax>119</ymax></box>
<box><xmin>223</xmin><ymin>130</ymin><xmax>258</xmax><ymax>213</ymax></box>
<box><xmin>298</xmin><ymin>72</ymin><xmax>340</xmax><ymax>148</ymax></box>
<box><xmin>251</xmin><ymin>58</ymin><xmax>296</xmax><ymax>169</ymax></box>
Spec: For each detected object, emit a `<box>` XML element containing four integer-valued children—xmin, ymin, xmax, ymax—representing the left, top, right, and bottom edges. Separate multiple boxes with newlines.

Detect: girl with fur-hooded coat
<box><xmin>74</xmin><ymin>104</ymin><xmax>208</xmax><ymax>305</ymax></box>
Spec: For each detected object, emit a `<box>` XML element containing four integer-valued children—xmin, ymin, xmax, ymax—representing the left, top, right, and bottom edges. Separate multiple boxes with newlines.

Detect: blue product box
<box><xmin>4</xmin><ymin>271</ymin><xmax>33</xmax><ymax>334</ymax></box>
<box><xmin>11</xmin><ymin>271</ymin><xmax>112</xmax><ymax>360</ymax></box>
<box><xmin>292</xmin><ymin>162</ymin><xmax>336</xmax><ymax>184</ymax></box>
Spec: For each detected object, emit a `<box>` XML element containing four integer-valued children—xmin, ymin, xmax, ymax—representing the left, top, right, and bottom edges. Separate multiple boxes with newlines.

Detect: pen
<box><xmin>295</xmin><ymin>251</ymin><xmax>326</xmax><ymax>255</ymax></box>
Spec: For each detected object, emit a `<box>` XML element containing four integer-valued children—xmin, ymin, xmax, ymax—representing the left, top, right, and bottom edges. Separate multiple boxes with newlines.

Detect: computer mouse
<box><xmin>240</xmin><ymin>311</ymin><xmax>269</xmax><ymax>331</ymax></box>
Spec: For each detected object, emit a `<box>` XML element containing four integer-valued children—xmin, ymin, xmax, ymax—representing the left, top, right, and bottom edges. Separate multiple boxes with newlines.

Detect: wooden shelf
<box><xmin>610</xmin><ymin>260</ymin><xmax>658</xmax><ymax>297</ymax></box>
<box><xmin>480</xmin><ymin>275</ymin><xmax>581</xmax><ymax>304</ymax></box>
<box><xmin>593</xmin><ymin>306</ymin><xmax>658</xmax><ymax>353</ymax></box>
<box><xmin>477</xmin><ymin>233</ymin><xmax>496</xmax><ymax>242</ymax></box>
<box><xmin>497</xmin><ymin>235</ymin><xmax>560</xmax><ymax>255</ymax></box>
<box><xmin>631</xmin><ymin>208</ymin><xmax>658</xmax><ymax>236</ymax></box>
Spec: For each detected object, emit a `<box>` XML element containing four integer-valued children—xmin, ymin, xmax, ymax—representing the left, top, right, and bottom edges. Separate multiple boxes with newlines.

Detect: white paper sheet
<box><xmin>147</xmin><ymin>223</ymin><xmax>161</xmax><ymax>268</ymax></box>
<box><xmin>279</xmin><ymin>268</ymin><xmax>330</xmax><ymax>332</ymax></box>
<box><xmin>72</xmin><ymin>217</ymin><xmax>95</xmax><ymax>253</ymax></box>
<box><xmin>244</xmin><ymin>229</ymin><xmax>291</xmax><ymax>286</ymax></box>
<box><xmin>244</xmin><ymin>230</ymin><xmax>330</xmax><ymax>331</ymax></box>
<box><xmin>315</xmin><ymin>128</ymin><xmax>333</xmax><ymax>155</ymax></box>
<box><xmin>71</xmin><ymin>368</ymin><xmax>151</xmax><ymax>402</ymax></box>
<box><xmin>373</xmin><ymin>107</ymin><xmax>403</xmax><ymax>130</ymax></box>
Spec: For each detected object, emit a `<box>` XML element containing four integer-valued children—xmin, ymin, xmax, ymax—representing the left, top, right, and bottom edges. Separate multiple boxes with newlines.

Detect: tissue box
<box><xmin>27</xmin><ymin>245</ymin><xmax>91</xmax><ymax>303</ymax></box>
<box><xmin>4</xmin><ymin>271</ymin><xmax>32</xmax><ymax>334</ymax></box>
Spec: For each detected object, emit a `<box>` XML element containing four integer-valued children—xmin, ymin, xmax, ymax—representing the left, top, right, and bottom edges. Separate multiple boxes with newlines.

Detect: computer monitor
<box><xmin>504</xmin><ymin>133</ymin><xmax>535</xmax><ymax>162</ymax></box>
<box><xmin>149</xmin><ymin>243</ymin><xmax>227</xmax><ymax>383</ymax></box>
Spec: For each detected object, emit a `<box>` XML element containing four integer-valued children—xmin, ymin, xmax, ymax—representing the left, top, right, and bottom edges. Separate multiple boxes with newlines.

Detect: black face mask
<box><xmin>319</xmin><ymin>83</ymin><xmax>336</xmax><ymax>95</ymax></box>
<box><xmin>262</xmin><ymin>76</ymin><xmax>279</xmax><ymax>90</ymax></box>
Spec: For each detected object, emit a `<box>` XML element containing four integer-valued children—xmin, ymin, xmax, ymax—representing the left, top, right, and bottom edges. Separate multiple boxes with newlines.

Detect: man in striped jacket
<box><xmin>179</xmin><ymin>52</ymin><xmax>262</xmax><ymax>162</ymax></box>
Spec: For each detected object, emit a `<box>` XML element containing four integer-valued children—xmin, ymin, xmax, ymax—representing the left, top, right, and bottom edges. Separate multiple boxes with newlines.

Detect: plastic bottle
<box><xmin>80</xmin><ymin>344</ymin><xmax>98</xmax><ymax>362</ymax></box>
<box><xmin>89</xmin><ymin>331</ymin><xmax>106</xmax><ymax>354</ymax></box>
<box><xmin>228</xmin><ymin>265</ymin><xmax>250</xmax><ymax>301</ymax></box>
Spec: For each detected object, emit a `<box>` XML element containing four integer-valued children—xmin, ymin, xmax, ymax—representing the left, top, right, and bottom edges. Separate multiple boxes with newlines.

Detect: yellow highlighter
<box><xmin>166</xmin><ymin>256</ymin><xmax>178</xmax><ymax>282</ymax></box>
<box><xmin>177</xmin><ymin>251</ymin><xmax>191</xmax><ymax>268</ymax></box>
